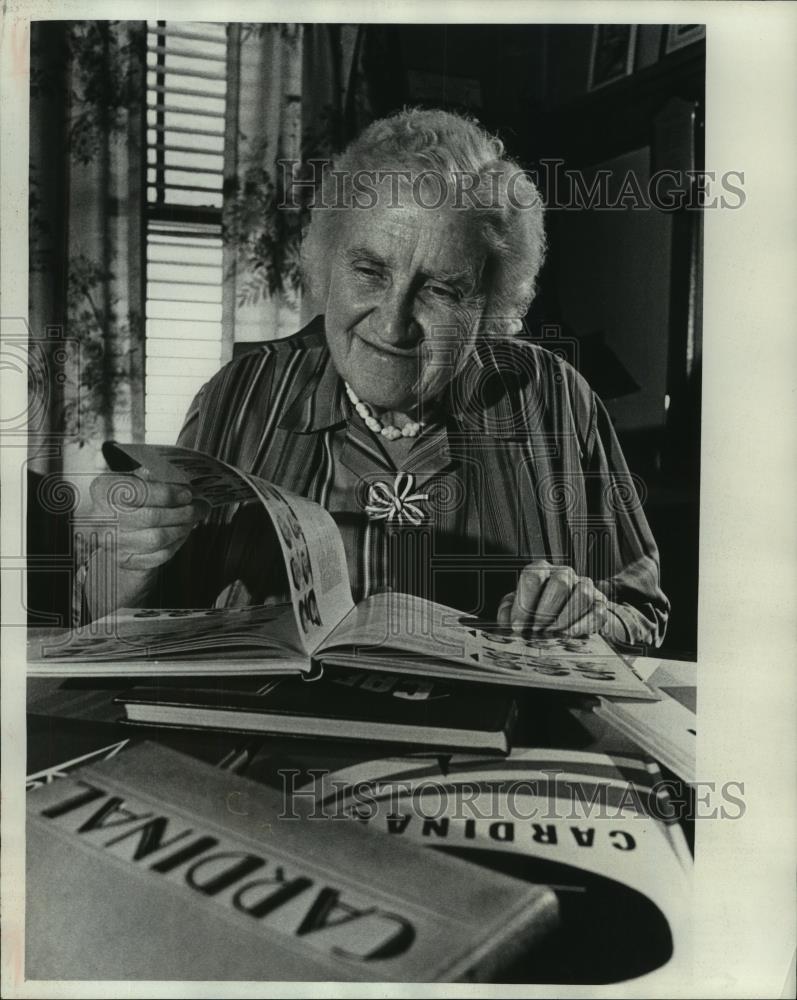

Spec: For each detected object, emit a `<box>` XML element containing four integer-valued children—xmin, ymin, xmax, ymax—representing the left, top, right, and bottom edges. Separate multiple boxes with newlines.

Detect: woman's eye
<box><xmin>354</xmin><ymin>264</ymin><xmax>382</xmax><ymax>279</ymax></box>
<box><xmin>426</xmin><ymin>283</ymin><xmax>458</xmax><ymax>302</ymax></box>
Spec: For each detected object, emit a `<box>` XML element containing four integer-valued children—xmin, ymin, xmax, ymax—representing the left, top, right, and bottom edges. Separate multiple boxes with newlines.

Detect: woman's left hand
<box><xmin>497</xmin><ymin>560</ymin><xmax>609</xmax><ymax>637</ymax></box>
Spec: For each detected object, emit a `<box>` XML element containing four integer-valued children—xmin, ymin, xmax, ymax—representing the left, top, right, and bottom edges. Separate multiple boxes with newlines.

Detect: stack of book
<box><xmin>26</xmin><ymin>672</ymin><xmax>692</xmax><ymax>985</ymax></box>
<box><xmin>24</xmin><ymin>442</ymin><xmax>694</xmax><ymax>984</ymax></box>
<box><xmin>115</xmin><ymin>671</ymin><xmax>519</xmax><ymax>754</ymax></box>
<box><xmin>25</xmin><ymin>736</ymin><xmax>693</xmax><ymax>985</ymax></box>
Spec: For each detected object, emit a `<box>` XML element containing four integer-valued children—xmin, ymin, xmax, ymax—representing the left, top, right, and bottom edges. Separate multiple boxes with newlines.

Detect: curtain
<box><xmin>224</xmin><ymin>23</ymin><xmax>373</xmax><ymax>345</ymax></box>
<box><xmin>28</xmin><ymin>20</ymin><xmax>375</xmax><ymax>478</ymax></box>
<box><xmin>29</xmin><ymin>21</ymin><xmax>146</xmax><ymax>480</ymax></box>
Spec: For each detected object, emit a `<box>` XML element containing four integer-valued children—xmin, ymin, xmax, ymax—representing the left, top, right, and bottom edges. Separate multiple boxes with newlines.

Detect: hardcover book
<box><xmin>115</xmin><ymin>670</ymin><xmax>519</xmax><ymax>753</ymax></box>
<box><xmin>29</xmin><ymin>441</ymin><xmax>657</xmax><ymax>701</ymax></box>
<box><xmin>26</xmin><ymin>742</ymin><xmax>558</xmax><ymax>982</ymax></box>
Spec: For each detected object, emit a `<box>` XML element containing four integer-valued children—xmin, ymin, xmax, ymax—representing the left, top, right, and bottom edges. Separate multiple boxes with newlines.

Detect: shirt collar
<box><xmin>277</xmin><ymin>316</ymin><xmax>348</xmax><ymax>433</ymax></box>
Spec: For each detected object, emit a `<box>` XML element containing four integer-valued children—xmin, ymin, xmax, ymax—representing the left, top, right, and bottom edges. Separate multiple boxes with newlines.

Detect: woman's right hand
<box><xmin>83</xmin><ymin>468</ymin><xmax>206</xmax><ymax>616</ymax></box>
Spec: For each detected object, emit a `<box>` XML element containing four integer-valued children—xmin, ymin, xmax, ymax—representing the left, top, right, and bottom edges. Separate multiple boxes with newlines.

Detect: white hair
<box><xmin>301</xmin><ymin>107</ymin><xmax>546</xmax><ymax>337</ymax></box>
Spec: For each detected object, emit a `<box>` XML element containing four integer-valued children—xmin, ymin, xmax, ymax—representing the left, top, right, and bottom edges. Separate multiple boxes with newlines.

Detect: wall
<box><xmin>552</xmin><ymin>146</ymin><xmax>673</xmax><ymax>433</ymax></box>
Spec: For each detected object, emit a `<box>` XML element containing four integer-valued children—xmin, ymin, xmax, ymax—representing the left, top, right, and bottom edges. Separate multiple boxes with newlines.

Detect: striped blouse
<box><xmin>156</xmin><ymin>316</ymin><xmax>669</xmax><ymax>647</ymax></box>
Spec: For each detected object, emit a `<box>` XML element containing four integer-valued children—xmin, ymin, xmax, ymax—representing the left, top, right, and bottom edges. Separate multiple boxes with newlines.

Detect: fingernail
<box><xmin>178</xmin><ymin>489</ymin><xmax>192</xmax><ymax>504</ymax></box>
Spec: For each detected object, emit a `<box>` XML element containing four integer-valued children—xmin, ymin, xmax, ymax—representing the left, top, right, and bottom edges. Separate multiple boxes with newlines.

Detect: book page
<box><xmin>103</xmin><ymin>443</ymin><xmax>354</xmax><ymax>655</ymax></box>
<box><xmin>242</xmin><ymin>474</ymin><xmax>354</xmax><ymax>654</ymax></box>
<box><xmin>102</xmin><ymin>441</ymin><xmax>256</xmax><ymax>507</ymax></box>
<box><xmin>325</xmin><ymin>591</ymin><xmax>656</xmax><ymax>698</ymax></box>
<box><xmin>35</xmin><ymin>604</ymin><xmax>302</xmax><ymax>661</ymax></box>
<box><xmin>325</xmin><ymin>591</ymin><xmax>469</xmax><ymax>658</ymax></box>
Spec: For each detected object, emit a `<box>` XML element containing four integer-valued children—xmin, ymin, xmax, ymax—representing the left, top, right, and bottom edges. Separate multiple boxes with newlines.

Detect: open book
<box><xmin>30</xmin><ymin>442</ymin><xmax>657</xmax><ymax>700</ymax></box>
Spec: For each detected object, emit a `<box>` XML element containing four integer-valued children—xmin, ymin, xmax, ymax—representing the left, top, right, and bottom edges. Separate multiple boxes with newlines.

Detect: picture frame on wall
<box><xmin>588</xmin><ymin>24</ymin><xmax>638</xmax><ymax>91</ymax></box>
<box><xmin>665</xmin><ymin>24</ymin><xmax>706</xmax><ymax>54</ymax></box>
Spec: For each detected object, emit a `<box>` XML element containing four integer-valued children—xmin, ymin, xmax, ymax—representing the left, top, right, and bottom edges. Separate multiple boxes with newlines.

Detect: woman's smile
<box><xmin>353</xmin><ymin>330</ymin><xmax>422</xmax><ymax>360</ymax></box>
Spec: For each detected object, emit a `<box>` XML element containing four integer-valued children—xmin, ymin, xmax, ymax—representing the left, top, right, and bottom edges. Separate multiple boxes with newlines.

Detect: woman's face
<box><xmin>324</xmin><ymin>179</ymin><xmax>487</xmax><ymax>414</ymax></box>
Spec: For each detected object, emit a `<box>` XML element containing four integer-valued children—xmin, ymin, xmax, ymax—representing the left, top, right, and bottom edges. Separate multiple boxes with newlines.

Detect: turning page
<box><xmin>30</xmin><ymin>443</ymin><xmax>355</xmax><ymax>671</ymax></box>
<box><xmin>101</xmin><ymin>442</ymin><xmax>355</xmax><ymax>654</ymax></box>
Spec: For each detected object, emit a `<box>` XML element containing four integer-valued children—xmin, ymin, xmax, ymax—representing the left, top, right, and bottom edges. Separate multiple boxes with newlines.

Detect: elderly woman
<box><xmin>86</xmin><ymin>108</ymin><xmax>668</xmax><ymax>646</ymax></box>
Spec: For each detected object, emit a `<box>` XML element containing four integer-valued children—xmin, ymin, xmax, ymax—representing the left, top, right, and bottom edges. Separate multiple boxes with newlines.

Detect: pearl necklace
<box><xmin>344</xmin><ymin>382</ymin><xmax>423</xmax><ymax>441</ymax></box>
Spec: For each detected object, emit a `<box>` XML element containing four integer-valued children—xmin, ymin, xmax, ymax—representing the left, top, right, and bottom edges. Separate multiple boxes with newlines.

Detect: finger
<box><xmin>92</xmin><ymin>475</ymin><xmax>193</xmax><ymax>512</ymax></box>
<box><xmin>559</xmin><ymin>602</ymin><xmax>609</xmax><ymax>638</ymax></box>
<box><xmin>118</xmin><ymin>501</ymin><xmax>205</xmax><ymax>530</ymax></box>
<box><xmin>117</xmin><ymin>523</ymin><xmax>194</xmax><ymax>556</ymax></box>
<box><xmin>549</xmin><ymin>578</ymin><xmax>598</xmax><ymax>634</ymax></box>
<box><xmin>496</xmin><ymin>592</ymin><xmax>514</xmax><ymax>627</ymax></box>
<box><xmin>528</xmin><ymin>567</ymin><xmax>577</xmax><ymax>632</ymax></box>
<box><xmin>117</xmin><ymin>536</ymin><xmax>189</xmax><ymax>572</ymax></box>
<box><xmin>126</xmin><ymin>478</ymin><xmax>193</xmax><ymax>510</ymax></box>
<box><xmin>511</xmin><ymin>562</ymin><xmax>553</xmax><ymax>632</ymax></box>
<box><xmin>136</xmin><ymin>466</ymin><xmax>189</xmax><ymax>489</ymax></box>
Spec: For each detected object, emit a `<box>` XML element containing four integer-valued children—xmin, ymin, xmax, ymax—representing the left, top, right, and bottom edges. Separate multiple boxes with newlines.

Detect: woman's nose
<box><xmin>374</xmin><ymin>292</ymin><xmax>422</xmax><ymax>347</ymax></box>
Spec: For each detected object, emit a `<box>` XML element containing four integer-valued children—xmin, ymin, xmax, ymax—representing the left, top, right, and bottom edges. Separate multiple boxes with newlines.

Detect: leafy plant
<box><xmin>223</xmin><ymin>104</ymin><xmax>351</xmax><ymax>309</ymax></box>
<box><xmin>223</xmin><ymin>135</ymin><xmax>306</xmax><ymax>309</ymax></box>
<box><xmin>61</xmin><ymin>255</ymin><xmax>143</xmax><ymax>447</ymax></box>
<box><xmin>66</xmin><ymin>21</ymin><xmax>145</xmax><ymax>165</ymax></box>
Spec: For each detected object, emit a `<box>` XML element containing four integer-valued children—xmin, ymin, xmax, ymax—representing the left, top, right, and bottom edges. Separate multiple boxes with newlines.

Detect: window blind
<box><xmin>145</xmin><ymin>20</ymin><xmax>228</xmax><ymax>444</ymax></box>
